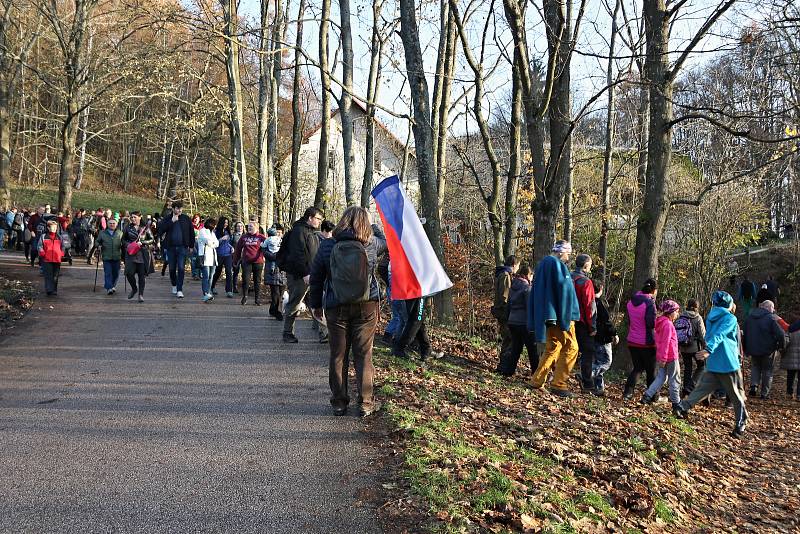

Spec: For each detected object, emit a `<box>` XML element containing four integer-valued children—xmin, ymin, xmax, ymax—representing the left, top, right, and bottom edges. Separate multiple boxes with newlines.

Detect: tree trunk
<box><xmin>289</xmin><ymin>0</ymin><xmax>306</xmax><ymax>222</ymax></box>
<box><xmin>598</xmin><ymin>0</ymin><xmax>620</xmax><ymax>282</ymax></box>
<box><xmin>222</xmin><ymin>0</ymin><xmax>248</xmax><ymax>220</ymax></box>
<box><xmin>339</xmin><ymin>0</ymin><xmax>355</xmax><ymax>206</ymax></box>
<box><xmin>315</xmin><ymin>0</ymin><xmax>332</xmax><ymax>211</ymax></box>
<box><xmin>257</xmin><ymin>0</ymin><xmax>271</xmax><ymax>229</ymax></box>
<box><xmin>503</xmin><ymin>46</ymin><xmax>523</xmax><ymax>258</ymax></box>
<box><xmin>0</xmin><ymin>83</ymin><xmax>10</xmax><ymax>210</ymax></box>
<box><xmin>227</xmin><ymin>124</ymin><xmax>241</xmax><ymax>217</ymax></box>
<box><xmin>399</xmin><ymin>0</ymin><xmax>449</xmax><ymax>322</ymax></box>
<box><xmin>57</xmin><ymin>98</ymin><xmax>79</xmax><ymax>211</ymax></box>
<box><xmin>435</xmin><ymin>9</ymin><xmax>456</xmax><ymax>216</ymax></box>
<box><xmin>361</xmin><ymin>0</ymin><xmax>385</xmax><ymax>208</ymax></box>
<box><xmin>633</xmin><ymin>0</ymin><xmax>671</xmax><ymax>289</ymax></box>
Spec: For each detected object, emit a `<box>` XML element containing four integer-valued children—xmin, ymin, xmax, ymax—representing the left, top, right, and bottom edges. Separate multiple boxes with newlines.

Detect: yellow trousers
<box><xmin>531</xmin><ymin>323</ymin><xmax>579</xmax><ymax>390</ymax></box>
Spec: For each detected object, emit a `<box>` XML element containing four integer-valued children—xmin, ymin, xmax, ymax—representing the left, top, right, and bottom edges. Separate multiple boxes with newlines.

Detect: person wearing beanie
<box><xmin>641</xmin><ymin>300</ymin><xmax>682</xmax><ymax>408</ymax></box>
<box><xmin>742</xmin><ymin>299</ymin><xmax>787</xmax><ymax>399</ymax></box>
<box><xmin>673</xmin><ymin>291</ymin><xmax>749</xmax><ymax>438</ymax></box>
<box><xmin>528</xmin><ymin>240</ymin><xmax>581</xmax><ymax>397</ymax></box>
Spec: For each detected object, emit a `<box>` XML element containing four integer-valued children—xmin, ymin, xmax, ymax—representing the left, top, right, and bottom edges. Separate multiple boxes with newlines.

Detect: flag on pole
<box><xmin>371</xmin><ymin>176</ymin><xmax>453</xmax><ymax>299</ymax></box>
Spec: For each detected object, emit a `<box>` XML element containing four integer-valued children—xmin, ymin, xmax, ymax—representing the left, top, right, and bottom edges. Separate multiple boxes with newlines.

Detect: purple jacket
<box><xmin>627</xmin><ymin>291</ymin><xmax>656</xmax><ymax>347</ymax></box>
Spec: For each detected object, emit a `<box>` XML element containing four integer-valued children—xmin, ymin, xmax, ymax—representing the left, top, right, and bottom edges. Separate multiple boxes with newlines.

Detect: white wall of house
<box><xmin>280</xmin><ymin>105</ymin><xmax>419</xmax><ymax>221</ymax></box>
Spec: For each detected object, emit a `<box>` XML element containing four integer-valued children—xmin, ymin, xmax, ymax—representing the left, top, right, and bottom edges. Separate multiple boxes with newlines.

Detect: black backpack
<box><xmin>275</xmin><ymin>229</ymin><xmax>292</xmax><ymax>271</ymax></box>
<box><xmin>330</xmin><ymin>239</ymin><xmax>371</xmax><ymax>304</ymax></box>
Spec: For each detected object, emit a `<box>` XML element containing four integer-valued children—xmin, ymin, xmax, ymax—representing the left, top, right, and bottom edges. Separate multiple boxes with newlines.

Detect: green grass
<box><xmin>580</xmin><ymin>491</ymin><xmax>618</xmax><ymax>519</ymax></box>
<box><xmin>12</xmin><ymin>186</ymin><xmax>164</xmax><ymax>216</ymax></box>
<box><xmin>472</xmin><ymin>468</ymin><xmax>514</xmax><ymax>510</ymax></box>
<box><xmin>654</xmin><ymin>498</ymin><xmax>675</xmax><ymax>523</ymax></box>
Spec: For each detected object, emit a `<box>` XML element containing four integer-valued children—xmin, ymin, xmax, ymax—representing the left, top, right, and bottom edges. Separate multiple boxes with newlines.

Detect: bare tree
<box><xmin>339</xmin><ymin>0</ymin><xmax>355</xmax><ymax>206</ymax></box>
<box><xmin>314</xmin><ymin>0</ymin><xmax>332</xmax><ymax>210</ymax></box>
<box><xmin>222</xmin><ymin>0</ymin><xmax>248</xmax><ymax>219</ymax></box>
<box><xmin>288</xmin><ymin>0</ymin><xmax>307</xmax><ymax>221</ymax></box>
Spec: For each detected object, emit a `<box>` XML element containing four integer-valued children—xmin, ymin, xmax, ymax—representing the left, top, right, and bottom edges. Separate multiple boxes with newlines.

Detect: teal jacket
<box><xmin>527</xmin><ymin>255</ymin><xmax>580</xmax><ymax>343</ymax></box>
<box><xmin>704</xmin><ymin>306</ymin><xmax>741</xmax><ymax>373</ymax></box>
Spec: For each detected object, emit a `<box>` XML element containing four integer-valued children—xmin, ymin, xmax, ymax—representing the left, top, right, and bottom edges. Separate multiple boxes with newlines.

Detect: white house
<box><xmin>280</xmin><ymin>101</ymin><xmax>419</xmax><ymax>218</ymax></box>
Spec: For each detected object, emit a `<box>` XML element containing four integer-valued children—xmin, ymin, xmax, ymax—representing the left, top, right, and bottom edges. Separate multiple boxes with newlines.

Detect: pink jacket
<box><xmin>654</xmin><ymin>315</ymin><xmax>679</xmax><ymax>363</ymax></box>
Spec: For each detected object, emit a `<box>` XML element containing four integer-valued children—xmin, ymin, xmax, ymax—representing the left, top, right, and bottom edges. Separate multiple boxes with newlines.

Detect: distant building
<box><xmin>280</xmin><ymin>101</ymin><xmax>418</xmax><ymax>219</ymax></box>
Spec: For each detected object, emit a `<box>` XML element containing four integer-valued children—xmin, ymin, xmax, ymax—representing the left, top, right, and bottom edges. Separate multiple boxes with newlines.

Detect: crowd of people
<box><xmin>491</xmin><ymin>241</ymin><xmax>795</xmax><ymax>438</ymax></box>
<box><xmin>2</xmin><ymin>202</ymin><xmax>796</xmax><ymax>431</ymax></box>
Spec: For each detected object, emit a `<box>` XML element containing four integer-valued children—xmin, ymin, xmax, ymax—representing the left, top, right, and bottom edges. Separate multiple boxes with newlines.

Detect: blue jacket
<box><xmin>704</xmin><ymin>306</ymin><xmax>741</xmax><ymax>373</ymax></box>
<box><xmin>308</xmin><ymin>225</ymin><xmax>387</xmax><ymax>310</ymax></box>
<box><xmin>527</xmin><ymin>255</ymin><xmax>580</xmax><ymax>343</ymax></box>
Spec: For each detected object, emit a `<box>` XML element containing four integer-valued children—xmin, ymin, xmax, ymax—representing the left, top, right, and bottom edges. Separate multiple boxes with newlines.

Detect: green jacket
<box><xmin>96</xmin><ymin>229</ymin><xmax>123</xmax><ymax>261</ymax></box>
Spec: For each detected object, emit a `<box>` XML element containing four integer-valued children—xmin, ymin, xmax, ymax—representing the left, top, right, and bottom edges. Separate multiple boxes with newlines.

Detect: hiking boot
<box><xmin>731</xmin><ymin>423</ymin><xmax>746</xmax><ymax>438</ymax></box>
<box><xmin>640</xmin><ymin>394</ymin><xmax>655</xmax><ymax>405</ymax></box>
<box><xmin>550</xmin><ymin>388</ymin><xmax>576</xmax><ymax>398</ymax></box>
<box><xmin>391</xmin><ymin>347</ymin><xmax>408</xmax><ymax>359</ymax></box>
<box><xmin>241</xmin><ymin>295</ymin><xmax>248</xmax><ymax>305</ymax></box>
<box><xmin>622</xmin><ymin>390</ymin><xmax>634</xmax><ymax>401</ymax></box>
<box><xmin>748</xmin><ymin>386</ymin><xmax>757</xmax><ymax>397</ymax></box>
<box><xmin>283</xmin><ymin>333</ymin><xmax>299</xmax><ymax>344</ymax></box>
<box><xmin>360</xmin><ymin>402</ymin><xmax>382</xmax><ymax>417</ymax></box>
<box><xmin>274</xmin><ymin>312</ymin><xmax>283</xmax><ymax>321</ymax></box>
<box><xmin>128</xmin><ymin>289</ymin><xmax>137</xmax><ymax>300</ymax></box>
<box><xmin>672</xmin><ymin>404</ymin><xmax>688</xmax><ymax>419</ymax></box>
<box><xmin>332</xmin><ymin>406</ymin><xmax>347</xmax><ymax>416</ymax></box>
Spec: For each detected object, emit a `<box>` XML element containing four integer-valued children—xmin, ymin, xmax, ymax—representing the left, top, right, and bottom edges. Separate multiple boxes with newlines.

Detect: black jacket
<box><xmin>743</xmin><ymin>307</ymin><xmax>787</xmax><ymax>357</ymax></box>
<box><xmin>595</xmin><ymin>297</ymin><xmax>617</xmax><ymax>344</ymax></box>
<box><xmin>506</xmin><ymin>276</ymin><xmax>531</xmax><ymax>327</ymax></box>
<box><xmin>282</xmin><ymin>220</ymin><xmax>321</xmax><ymax>277</ymax></box>
<box><xmin>308</xmin><ymin>225</ymin><xmax>387</xmax><ymax>309</ymax></box>
<box><xmin>157</xmin><ymin>214</ymin><xmax>195</xmax><ymax>249</ymax></box>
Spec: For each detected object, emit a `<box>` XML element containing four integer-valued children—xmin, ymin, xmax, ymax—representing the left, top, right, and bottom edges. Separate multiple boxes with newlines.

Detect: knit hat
<box><xmin>267</xmin><ymin>227</ymin><xmax>277</xmax><ymax>236</ymax></box>
<box><xmin>712</xmin><ymin>290</ymin><xmax>733</xmax><ymax>308</ymax></box>
<box><xmin>552</xmin><ymin>240</ymin><xmax>572</xmax><ymax>254</ymax></box>
<box><xmin>660</xmin><ymin>300</ymin><xmax>680</xmax><ymax>315</ymax></box>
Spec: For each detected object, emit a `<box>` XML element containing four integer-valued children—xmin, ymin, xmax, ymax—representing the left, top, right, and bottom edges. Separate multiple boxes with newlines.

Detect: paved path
<box><xmin>0</xmin><ymin>252</ymin><xmax>381</xmax><ymax>533</ymax></box>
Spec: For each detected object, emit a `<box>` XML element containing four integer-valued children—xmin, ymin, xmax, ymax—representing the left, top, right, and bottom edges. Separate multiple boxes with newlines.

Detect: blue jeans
<box><xmin>201</xmin><ymin>265</ymin><xmax>215</xmax><ymax>295</ymax></box>
<box><xmin>592</xmin><ymin>343</ymin><xmax>613</xmax><ymax>391</ymax></box>
<box><xmin>386</xmin><ymin>298</ymin><xmax>408</xmax><ymax>337</ymax></box>
<box><xmin>191</xmin><ymin>253</ymin><xmax>201</xmax><ymax>278</ymax></box>
<box><xmin>0</xmin><ymin>228</ymin><xmax>5</xmax><ymax>250</ymax></box>
<box><xmin>103</xmin><ymin>259</ymin><xmax>121</xmax><ymax>290</ymax></box>
<box><xmin>168</xmin><ymin>246</ymin><xmax>187</xmax><ymax>290</ymax></box>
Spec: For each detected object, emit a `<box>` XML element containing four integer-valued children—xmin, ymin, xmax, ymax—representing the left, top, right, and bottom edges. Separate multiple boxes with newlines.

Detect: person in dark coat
<box><xmin>211</xmin><ymin>217</ymin><xmax>235</xmax><ymax>298</ymax></box>
<box><xmin>592</xmin><ymin>280</ymin><xmax>618</xmax><ymax>396</ymax></box>
<box><xmin>781</xmin><ymin>320</ymin><xmax>800</xmax><ymax>399</ymax></box>
<box><xmin>263</xmin><ymin>225</ymin><xmax>288</xmax><ymax>320</ymax></box>
<box><xmin>156</xmin><ymin>201</ymin><xmax>195</xmax><ymax>298</ymax></box>
<box><xmin>281</xmin><ymin>207</ymin><xmax>323</xmax><ymax>343</ymax></box>
<box><xmin>742</xmin><ymin>300</ymin><xmax>787</xmax><ymax>399</ymax></box>
<box><xmin>497</xmin><ymin>265</ymin><xmax>538</xmax><ymax>377</ymax></box>
<box><xmin>122</xmin><ymin>211</ymin><xmax>154</xmax><ymax>302</ymax></box>
<box><xmin>676</xmin><ymin>299</ymin><xmax>707</xmax><ymax>396</ymax></box>
<box><xmin>308</xmin><ymin>206</ymin><xmax>387</xmax><ymax>417</ymax></box>
<box><xmin>492</xmin><ymin>255</ymin><xmax>519</xmax><ymax>373</ymax></box>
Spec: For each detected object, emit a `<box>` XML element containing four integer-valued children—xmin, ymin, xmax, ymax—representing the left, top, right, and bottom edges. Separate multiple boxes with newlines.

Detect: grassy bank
<box><xmin>11</xmin><ymin>187</ymin><xmax>163</xmax><ymax>216</ymax></box>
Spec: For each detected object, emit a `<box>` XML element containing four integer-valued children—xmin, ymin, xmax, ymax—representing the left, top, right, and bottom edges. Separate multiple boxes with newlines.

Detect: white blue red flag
<box><xmin>371</xmin><ymin>176</ymin><xmax>453</xmax><ymax>299</ymax></box>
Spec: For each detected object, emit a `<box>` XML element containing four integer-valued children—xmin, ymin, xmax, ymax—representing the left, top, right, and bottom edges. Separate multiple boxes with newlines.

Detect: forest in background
<box><xmin>0</xmin><ymin>0</ymin><xmax>799</xmax><ymax>324</ymax></box>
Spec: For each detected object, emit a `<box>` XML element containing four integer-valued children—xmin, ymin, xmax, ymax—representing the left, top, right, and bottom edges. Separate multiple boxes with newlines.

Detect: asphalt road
<box><xmin>0</xmin><ymin>251</ymin><xmax>381</xmax><ymax>533</ymax></box>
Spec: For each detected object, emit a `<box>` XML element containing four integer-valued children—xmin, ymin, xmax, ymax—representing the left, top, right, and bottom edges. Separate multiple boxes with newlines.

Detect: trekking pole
<box><xmin>93</xmin><ymin>249</ymin><xmax>100</xmax><ymax>292</ymax></box>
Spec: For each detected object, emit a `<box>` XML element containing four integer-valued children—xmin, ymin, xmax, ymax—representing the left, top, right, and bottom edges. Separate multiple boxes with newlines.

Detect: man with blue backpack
<box><xmin>676</xmin><ymin>299</ymin><xmax>707</xmax><ymax>396</ymax></box>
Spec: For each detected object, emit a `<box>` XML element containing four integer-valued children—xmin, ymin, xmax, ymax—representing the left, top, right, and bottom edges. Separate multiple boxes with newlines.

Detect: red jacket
<box><xmin>571</xmin><ymin>270</ymin><xmax>596</xmax><ymax>332</ymax></box>
<box><xmin>233</xmin><ymin>233</ymin><xmax>266</xmax><ymax>264</ymax></box>
<box><xmin>39</xmin><ymin>232</ymin><xmax>65</xmax><ymax>264</ymax></box>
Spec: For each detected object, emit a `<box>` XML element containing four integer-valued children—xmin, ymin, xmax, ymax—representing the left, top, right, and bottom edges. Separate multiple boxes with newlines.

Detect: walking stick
<box><xmin>93</xmin><ymin>249</ymin><xmax>100</xmax><ymax>292</ymax></box>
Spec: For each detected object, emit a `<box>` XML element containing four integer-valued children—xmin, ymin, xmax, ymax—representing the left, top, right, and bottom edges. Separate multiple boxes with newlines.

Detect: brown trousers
<box><xmin>327</xmin><ymin>301</ymin><xmax>379</xmax><ymax>409</ymax></box>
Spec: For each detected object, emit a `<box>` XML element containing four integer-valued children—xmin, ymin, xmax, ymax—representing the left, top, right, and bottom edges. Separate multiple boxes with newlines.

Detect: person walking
<box><xmin>122</xmin><ymin>211</ymin><xmax>154</xmax><ymax>302</ymax></box>
<box><xmin>211</xmin><ymin>217</ymin><xmax>235</xmax><ymax>298</ymax></box>
<box><xmin>96</xmin><ymin>217</ymin><xmax>124</xmax><ymax>295</ymax></box>
<box><xmin>781</xmin><ymin>319</ymin><xmax>800</xmax><ymax>400</ymax></box>
<box><xmin>233</xmin><ymin>222</ymin><xmax>266</xmax><ymax>306</ymax></box>
<box><xmin>673</xmin><ymin>291</ymin><xmax>748</xmax><ymax>438</ymax></box>
<box><xmin>263</xmin><ymin>225</ymin><xmax>287</xmax><ymax>320</ymax></box>
<box><xmin>497</xmin><ymin>264</ymin><xmax>538</xmax><ymax>377</ymax></box>
<box><xmin>196</xmin><ymin>218</ymin><xmax>219</xmax><ymax>302</ymax></box>
<box><xmin>281</xmin><ymin>207</ymin><xmax>323</xmax><ymax>343</ymax></box>
<box><xmin>383</xmin><ymin>261</ymin><xmax>408</xmax><ymax>345</ymax></box>
<box><xmin>36</xmin><ymin>219</ymin><xmax>65</xmax><ymax>296</ymax></box>
<box><xmin>157</xmin><ymin>201</ymin><xmax>195</xmax><ymax>298</ymax></box>
<box><xmin>737</xmin><ymin>277</ymin><xmax>757</xmax><ymax>318</ymax></box>
<box><xmin>641</xmin><ymin>300</ymin><xmax>682</xmax><ymax>409</ymax></box>
<box><xmin>492</xmin><ymin>255</ymin><xmax>519</xmax><ymax>374</ymax></box>
<box><xmin>676</xmin><ymin>299</ymin><xmax>707</xmax><ymax>396</ymax></box>
<box><xmin>742</xmin><ymin>299</ymin><xmax>787</xmax><ymax>399</ymax></box>
<box><xmin>528</xmin><ymin>240</ymin><xmax>581</xmax><ymax>397</ymax></box>
<box><xmin>623</xmin><ymin>278</ymin><xmax>659</xmax><ymax>400</ymax></box>
<box><xmin>592</xmin><ymin>280</ymin><xmax>618</xmax><ymax>396</ymax></box>
<box><xmin>571</xmin><ymin>254</ymin><xmax>597</xmax><ymax>391</ymax></box>
<box><xmin>230</xmin><ymin>221</ymin><xmax>245</xmax><ymax>294</ymax></box>
<box><xmin>309</xmin><ymin>206</ymin><xmax>387</xmax><ymax>416</ymax></box>
<box><xmin>27</xmin><ymin>206</ymin><xmax>46</xmax><ymax>268</ymax></box>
